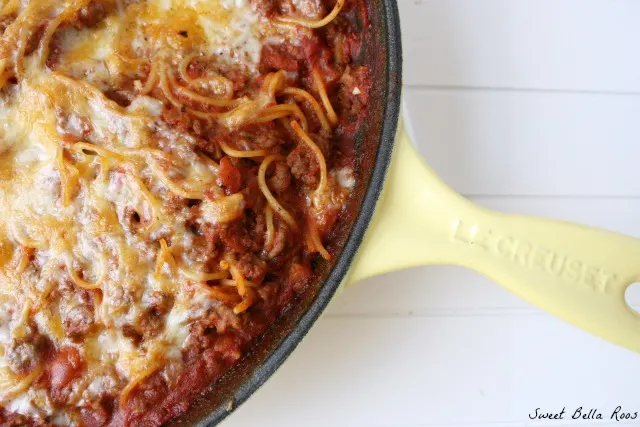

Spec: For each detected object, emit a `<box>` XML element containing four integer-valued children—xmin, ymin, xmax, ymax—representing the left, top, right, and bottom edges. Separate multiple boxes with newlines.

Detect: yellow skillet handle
<box><xmin>346</xmin><ymin>116</ymin><xmax>640</xmax><ymax>355</ymax></box>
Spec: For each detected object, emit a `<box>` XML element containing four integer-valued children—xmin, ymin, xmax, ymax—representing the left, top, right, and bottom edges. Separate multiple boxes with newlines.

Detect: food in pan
<box><xmin>0</xmin><ymin>0</ymin><xmax>370</xmax><ymax>424</ymax></box>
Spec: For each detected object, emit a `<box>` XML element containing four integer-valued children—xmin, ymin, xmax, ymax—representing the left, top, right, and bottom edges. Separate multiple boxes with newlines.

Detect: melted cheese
<box><xmin>55</xmin><ymin>0</ymin><xmax>296</xmax><ymax>74</ymax></box>
<box><xmin>0</xmin><ymin>0</ymin><xmax>280</xmax><ymax>415</ymax></box>
<box><xmin>0</xmin><ymin>0</ymin><xmax>350</xmax><ymax>420</ymax></box>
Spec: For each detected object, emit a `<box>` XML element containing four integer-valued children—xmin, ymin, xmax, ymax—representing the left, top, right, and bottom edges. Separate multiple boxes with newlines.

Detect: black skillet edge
<box><xmin>193</xmin><ymin>0</ymin><xmax>403</xmax><ymax>424</ymax></box>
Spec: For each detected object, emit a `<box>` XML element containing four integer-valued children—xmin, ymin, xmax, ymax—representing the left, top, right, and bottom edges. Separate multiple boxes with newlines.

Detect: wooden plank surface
<box><xmin>403</xmin><ymin>90</ymin><xmax>640</xmax><ymax>196</ymax></box>
<box><xmin>400</xmin><ymin>0</ymin><xmax>640</xmax><ymax>92</ymax></box>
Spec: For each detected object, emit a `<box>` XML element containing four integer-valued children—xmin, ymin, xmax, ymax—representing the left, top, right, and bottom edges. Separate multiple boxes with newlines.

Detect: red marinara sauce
<box><xmin>0</xmin><ymin>0</ymin><xmax>371</xmax><ymax>425</ymax></box>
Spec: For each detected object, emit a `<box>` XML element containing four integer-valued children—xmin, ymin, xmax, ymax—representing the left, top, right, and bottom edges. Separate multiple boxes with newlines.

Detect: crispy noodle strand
<box><xmin>56</xmin><ymin>148</ymin><xmax>73</xmax><ymax>207</ymax></box>
<box><xmin>72</xmin><ymin>142</ymin><xmax>126</xmax><ymax>161</ymax></box>
<box><xmin>258</xmin><ymin>155</ymin><xmax>299</xmax><ymax>232</ymax></box>
<box><xmin>138</xmin><ymin>61</ymin><xmax>159</xmax><ymax>95</ymax></box>
<box><xmin>290</xmin><ymin>120</ymin><xmax>328</xmax><ymax>195</ymax></box>
<box><xmin>120</xmin><ymin>364</ymin><xmax>160</xmax><ymax>406</ymax></box>
<box><xmin>178</xmin><ymin>53</ymin><xmax>234</xmax><ymax>98</ymax></box>
<box><xmin>229</xmin><ymin>264</ymin><xmax>254</xmax><ymax>314</ymax></box>
<box><xmin>308</xmin><ymin>218</ymin><xmax>331</xmax><ymax>260</ymax></box>
<box><xmin>67</xmin><ymin>255</ymin><xmax>106</xmax><ymax>290</ymax></box>
<box><xmin>14</xmin><ymin>26</ymin><xmax>28</xmax><ymax>78</ymax></box>
<box><xmin>159</xmin><ymin>64</ymin><xmax>184</xmax><ymax>109</ymax></box>
<box><xmin>155</xmin><ymin>238</ymin><xmax>177</xmax><ymax>279</ymax></box>
<box><xmin>218</xmin><ymin>139</ymin><xmax>267</xmax><ymax>158</ymax></box>
<box><xmin>148</xmin><ymin>159</ymin><xmax>206</xmax><ymax>200</ymax></box>
<box><xmin>15</xmin><ymin>247</ymin><xmax>33</xmax><ymax>273</ymax></box>
<box><xmin>170</xmin><ymin>72</ymin><xmax>239</xmax><ymax>108</ymax></box>
<box><xmin>38</xmin><ymin>0</ymin><xmax>90</xmax><ymax>68</ymax></box>
<box><xmin>280</xmin><ymin>87</ymin><xmax>331</xmax><ymax>132</ymax></box>
<box><xmin>275</xmin><ymin>0</ymin><xmax>345</xmax><ymax>28</ymax></box>
<box><xmin>264</xmin><ymin>205</ymin><xmax>275</xmax><ymax>248</ymax></box>
<box><xmin>312</xmin><ymin>67</ymin><xmax>338</xmax><ymax>126</ymax></box>
<box><xmin>252</xmin><ymin>103</ymin><xmax>308</xmax><ymax>131</ymax></box>
<box><xmin>219</xmin><ymin>279</ymin><xmax>259</xmax><ymax>288</ymax></box>
<box><xmin>180</xmin><ymin>268</ymin><xmax>230</xmax><ymax>282</ymax></box>
<box><xmin>0</xmin><ymin>366</ymin><xmax>43</xmax><ymax>404</ymax></box>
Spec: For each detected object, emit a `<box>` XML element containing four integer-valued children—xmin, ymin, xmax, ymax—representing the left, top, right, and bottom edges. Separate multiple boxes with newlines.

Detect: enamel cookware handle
<box><xmin>345</xmin><ymin>114</ymin><xmax>640</xmax><ymax>355</ymax></box>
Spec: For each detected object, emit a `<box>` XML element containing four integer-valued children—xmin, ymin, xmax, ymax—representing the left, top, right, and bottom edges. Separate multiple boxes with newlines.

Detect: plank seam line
<box><xmin>404</xmin><ymin>84</ymin><xmax>640</xmax><ymax>97</ymax></box>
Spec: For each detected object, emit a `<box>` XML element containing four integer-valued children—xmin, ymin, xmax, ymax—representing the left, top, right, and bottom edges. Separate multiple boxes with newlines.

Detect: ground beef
<box><xmin>181</xmin><ymin>232</ymin><xmax>220</xmax><ymax>266</ymax></box>
<box><xmin>197</xmin><ymin>136</ymin><xmax>223</xmax><ymax>160</ymax></box>
<box><xmin>259</xmin><ymin>44</ymin><xmax>304</xmax><ymax>73</ymax></box>
<box><xmin>205</xmin><ymin>212</ymin><xmax>265</xmax><ymax>254</ymax></box>
<box><xmin>103</xmin><ymin>89</ymin><xmax>134</xmax><ymax>107</ymax></box>
<box><xmin>63</xmin><ymin>305</ymin><xmax>94</xmax><ymax>339</ymax></box>
<box><xmin>183</xmin><ymin>304</ymin><xmax>242</xmax><ymax>362</ymax></box>
<box><xmin>287</xmin><ymin>261</ymin><xmax>313</xmax><ymax>293</ymax></box>
<box><xmin>278</xmin><ymin>0</ymin><xmax>326</xmax><ymax>20</ymax></box>
<box><xmin>191</xmin><ymin>118</ymin><xmax>205</xmax><ymax>137</ymax></box>
<box><xmin>0</xmin><ymin>0</ymin><xmax>371</xmax><ymax>422</ymax></box>
<box><xmin>267</xmin><ymin>160</ymin><xmax>291</xmax><ymax>193</ymax></box>
<box><xmin>287</xmin><ymin>144</ymin><xmax>319</xmax><ymax>187</ymax></box>
<box><xmin>310</xmin><ymin>131</ymin><xmax>332</xmax><ymax>157</ymax></box>
<box><xmin>121</xmin><ymin>324</ymin><xmax>143</xmax><ymax>346</ymax></box>
<box><xmin>74</xmin><ymin>1</ymin><xmax>110</xmax><ymax>28</ymax></box>
<box><xmin>234</xmin><ymin>123</ymin><xmax>284</xmax><ymax>150</ymax></box>
<box><xmin>58</xmin><ymin>280</ymin><xmax>96</xmax><ymax>340</ymax></box>
<box><xmin>81</xmin><ymin>403</ymin><xmax>112</xmax><ymax>427</ymax></box>
<box><xmin>126</xmin><ymin>372</ymin><xmax>169</xmax><ymax>417</ymax></box>
<box><xmin>335</xmin><ymin>65</ymin><xmax>370</xmax><ymax>122</ymax></box>
<box><xmin>0</xmin><ymin>14</ymin><xmax>15</xmax><ymax>35</ymax></box>
<box><xmin>250</xmin><ymin>0</ymin><xmax>276</xmax><ymax>16</ymax></box>
<box><xmin>211</xmin><ymin>332</ymin><xmax>243</xmax><ymax>364</ymax></box>
<box><xmin>235</xmin><ymin>252</ymin><xmax>268</xmax><ymax>283</ymax></box>
<box><xmin>186</xmin><ymin>58</ymin><xmax>248</xmax><ymax>94</ymax></box>
<box><xmin>265</xmin><ymin>224</ymin><xmax>288</xmax><ymax>258</ymax></box>
<box><xmin>0</xmin><ymin>410</ymin><xmax>49</xmax><ymax>427</ymax></box>
<box><xmin>139</xmin><ymin>292</ymin><xmax>173</xmax><ymax>339</ymax></box>
<box><xmin>161</xmin><ymin>107</ymin><xmax>193</xmax><ymax>134</ymax></box>
<box><xmin>55</xmin><ymin>108</ymin><xmax>93</xmax><ymax>142</ymax></box>
<box><xmin>6</xmin><ymin>339</ymin><xmax>40</xmax><ymax>374</ymax></box>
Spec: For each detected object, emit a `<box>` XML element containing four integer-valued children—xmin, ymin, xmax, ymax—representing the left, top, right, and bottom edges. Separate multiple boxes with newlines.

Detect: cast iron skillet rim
<box><xmin>196</xmin><ymin>1</ymin><xmax>402</xmax><ymax>424</ymax></box>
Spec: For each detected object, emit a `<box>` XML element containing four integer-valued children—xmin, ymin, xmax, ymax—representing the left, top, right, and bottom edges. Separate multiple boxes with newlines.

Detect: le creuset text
<box><xmin>529</xmin><ymin>406</ymin><xmax>637</xmax><ymax>421</ymax></box>
<box><xmin>450</xmin><ymin>220</ymin><xmax>617</xmax><ymax>293</ymax></box>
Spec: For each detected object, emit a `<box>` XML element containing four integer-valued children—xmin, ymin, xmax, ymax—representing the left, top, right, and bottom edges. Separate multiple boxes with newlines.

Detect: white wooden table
<box><xmin>223</xmin><ymin>2</ymin><xmax>640</xmax><ymax>426</ymax></box>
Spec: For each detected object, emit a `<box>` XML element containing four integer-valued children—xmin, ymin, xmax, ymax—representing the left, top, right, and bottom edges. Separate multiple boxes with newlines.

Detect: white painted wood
<box><xmin>400</xmin><ymin>0</ymin><xmax>640</xmax><ymax>92</ymax></box>
<box><xmin>223</xmin><ymin>316</ymin><xmax>640</xmax><ymax>427</ymax></box>
<box><xmin>403</xmin><ymin>90</ymin><xmax>640</xmax><ymax>196</ymax></box>
<box><xmin>221</xmin><ymin>1</ymin><xmax>640</xmax><ymax>426</ymax></box>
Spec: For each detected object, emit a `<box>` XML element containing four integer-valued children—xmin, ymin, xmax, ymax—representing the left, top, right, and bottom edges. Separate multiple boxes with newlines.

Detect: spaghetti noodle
<box><xmin>281</xmin><ymin>87</ymin><xmax>332</xmax><ymax>132</ymax></box>
<box><xmin>312</xmin><ymin>67</ymin><xmax>339</xmax><ymax>126</ymax></box>
<box><xmin>219</xmin><ymin>139</ymin><xmax>268</xmax><ymax>158</ymax></box>
<box><xmin>276</xmin><ymin>0</ymin><xmax>346</xmax><ymax>28</ymax></box>
<box><xmin>0</xmin><ymin>0</ymin><xmax>370</xmax><ymax>424</ymax></box>
<box><xmin>290</xmin><ymin>120</ymin><xmax>329</xmax><ymax>195</ymax></box>
<box><xmin>258</xmin><ymin>155</ymin><xmax>300</xmax><ymax>232</ymax></box>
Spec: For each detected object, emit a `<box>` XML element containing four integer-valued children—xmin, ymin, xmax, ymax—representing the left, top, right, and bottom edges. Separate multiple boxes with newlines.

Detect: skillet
<box><xmin>171</xmin><ymin>0</ymin><xmax>640</xmax><ymax>424</ymax></box>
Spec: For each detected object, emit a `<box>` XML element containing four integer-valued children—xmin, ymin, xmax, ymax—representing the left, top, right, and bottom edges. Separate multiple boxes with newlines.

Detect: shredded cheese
<box><xmin>0</xmin><ymin>0</ymin><xmax>354</xmax><ymax>421</ymax></box>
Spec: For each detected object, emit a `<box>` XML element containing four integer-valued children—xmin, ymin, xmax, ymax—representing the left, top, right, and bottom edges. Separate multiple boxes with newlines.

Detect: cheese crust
<box><xmin>0</xmin><ymin>0</ymin><xmax>369</xmax><ymax>424</ymax></box>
